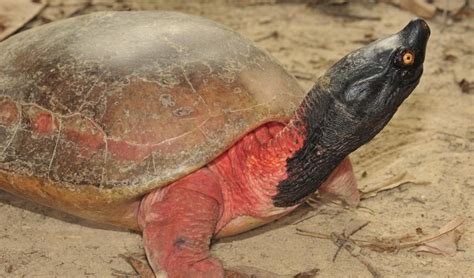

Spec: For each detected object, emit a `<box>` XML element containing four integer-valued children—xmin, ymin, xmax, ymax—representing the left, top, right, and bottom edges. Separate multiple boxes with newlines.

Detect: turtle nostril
<box><xmin>421</xmin><ymin>20</ymin><xmax>429</xmax><ymax>30</ymax></box>
<box><xmin>418</xmin><ymin>19</ymin><xmax>431</xmax><ymax>37</ymax></box>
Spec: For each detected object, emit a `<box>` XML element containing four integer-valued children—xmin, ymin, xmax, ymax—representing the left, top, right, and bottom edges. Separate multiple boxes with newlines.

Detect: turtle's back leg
<box><xmin>138</xmin><ymin>168</ymin><xmax>225</xmax><ymax>277</ymax></box>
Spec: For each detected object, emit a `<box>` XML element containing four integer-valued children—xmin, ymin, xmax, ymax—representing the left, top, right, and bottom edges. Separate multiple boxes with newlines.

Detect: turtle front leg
<box><xmin>318</xmin><ymin>157</ymin><xmax>360</xmax><ymax>207</ymax></box>
<box><xmin>138</xmin><ymin>169</ymin><xmax>226</xmax><ymax>277</ymax></box>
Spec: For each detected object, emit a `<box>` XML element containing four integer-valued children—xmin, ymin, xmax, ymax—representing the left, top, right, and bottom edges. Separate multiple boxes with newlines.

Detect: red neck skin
<box><xmin>207</xmin><ymin>119</ymin><xmax>307</xmax><ymax>232</ymax></box>
<box><xmin>208</xmin><ymin>88</ymin><xmax>363</xmax><ymax>233</ymax></box>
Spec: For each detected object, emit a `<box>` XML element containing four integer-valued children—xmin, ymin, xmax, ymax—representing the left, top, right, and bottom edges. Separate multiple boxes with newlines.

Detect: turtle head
<box><xmin>321</xmin><ymin>19</ymin><xmax>430</xmax><ymax>132</ymax></box>
<box><xmin>275</xmin><ymin>20</ymin><xmax>430</xmax><ymax>207</ymax></box>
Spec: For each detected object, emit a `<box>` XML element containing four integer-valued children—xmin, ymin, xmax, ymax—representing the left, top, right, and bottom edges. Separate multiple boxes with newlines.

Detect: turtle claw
<box><xmin>120</xmin><ymin>254</ymin><xmax>155</xmax><ymax>278</ymax></box>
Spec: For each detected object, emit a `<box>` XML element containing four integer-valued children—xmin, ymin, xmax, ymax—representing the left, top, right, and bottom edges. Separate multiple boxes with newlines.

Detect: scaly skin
<box><xmin>138</xmin><ymin>122</ymin><xmax>358</xmax><ymax>276</ymax></box>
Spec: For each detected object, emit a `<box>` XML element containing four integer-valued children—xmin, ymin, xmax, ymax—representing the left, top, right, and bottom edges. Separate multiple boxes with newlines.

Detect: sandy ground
<box><xmin>1</xmin><ymin>1</ymin><xmax>473</xmax><ymax>277</ymax></box>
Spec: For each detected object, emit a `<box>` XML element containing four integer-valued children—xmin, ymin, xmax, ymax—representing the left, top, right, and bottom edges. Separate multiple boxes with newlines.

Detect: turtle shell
<box><xmin>0</xmin><ymin>11</ymin><xmax>305</xmax><ymax>227</ymax></box>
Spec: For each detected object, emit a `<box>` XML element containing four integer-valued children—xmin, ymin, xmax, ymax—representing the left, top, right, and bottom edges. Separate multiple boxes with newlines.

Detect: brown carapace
<box><xmin>0</xmin><ymin>12</ymin><xmax>305</xmax><ymax>227</ymax></box>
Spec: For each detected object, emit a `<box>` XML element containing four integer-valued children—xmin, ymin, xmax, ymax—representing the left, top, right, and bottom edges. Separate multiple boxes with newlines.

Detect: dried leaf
<box><xmin>360</xmin><ymin>172</ymin><xmax>430</xmax><ymax>200</ymax></box>
<box><xmin>439</xmin><ymin>216</ymin><xmax>464</xmax><ymax>234</ymax></box>
<box><xmin>432</xmin><ymin>0</ymin><xmax>467</xmax><ymax>13</ymax></box>
<box><xmin>399</xmin><ymin>0</ymin><xmax>437</xmax><ymax>19</ymax></box>
<box><xmin>0</xmin><ymin>0</ymin><xmax>46</xmax><ymax>41</ymax></box>
<box><xmin>40</xmin><ymin>0</ymin><xmax>89</xmax><ymax>22</ymax></box>
<box><xmin>413</xmin><ymin>217</ymin><xmax>464</xmax><ymax>256</ymax></box>
<box><xmin>414</xmin><ymin>230</ymin><xmax>461</xmax><ymax>256</ymax></box>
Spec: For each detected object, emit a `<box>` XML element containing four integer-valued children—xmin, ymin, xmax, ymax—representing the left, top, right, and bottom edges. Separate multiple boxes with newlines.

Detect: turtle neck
<box><xmin>271</xmin><ymin>83</ymin><xmax>366</xmax><ymax>207</ymax></box>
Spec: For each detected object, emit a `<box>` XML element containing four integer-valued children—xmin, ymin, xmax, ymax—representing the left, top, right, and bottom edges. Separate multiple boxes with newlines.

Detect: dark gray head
<box><xmin>299</xmin><ymin>18</ymin><xmax>430</xmax><ymax>148</ymax></box>
<box><xmin>323</xmin><ymin>19</ymin><xmax>430</xmax><ymax>125</ymax></box>
<box><xmin>274</xmin><ymin>19</ymin><xmax>430</xmax><ymax>207</ymax></box>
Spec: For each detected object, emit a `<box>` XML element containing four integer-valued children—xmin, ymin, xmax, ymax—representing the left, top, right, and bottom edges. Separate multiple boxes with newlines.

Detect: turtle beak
<box><xmin>398</xmin><ymin>18</ymin><xmax>430</xmax><ymax>65</ymax></box>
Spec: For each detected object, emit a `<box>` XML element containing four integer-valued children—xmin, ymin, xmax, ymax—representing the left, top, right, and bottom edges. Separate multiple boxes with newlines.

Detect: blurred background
<box><xmin>0</xmin><ymin>1</ymin><xmax>473</xmax><ymax>277</ymax></box>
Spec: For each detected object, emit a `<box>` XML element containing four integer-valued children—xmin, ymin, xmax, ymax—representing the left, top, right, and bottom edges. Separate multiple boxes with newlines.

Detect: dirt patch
<box><xmin>0</xmin><ymin>1</ymin><xmax>473</xmax><ymax>277</ymax></box>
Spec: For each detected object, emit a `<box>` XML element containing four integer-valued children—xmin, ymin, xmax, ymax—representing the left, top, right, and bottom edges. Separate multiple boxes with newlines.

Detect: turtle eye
<box><xmin>394</xmin><ymin>49</ymin><xmax>415</xmax><ymax>68</ymax></box>
<box><xmin>400</xmin><ymin>50</ymin><xmax>415</xmax><ymax>66</ymax></box>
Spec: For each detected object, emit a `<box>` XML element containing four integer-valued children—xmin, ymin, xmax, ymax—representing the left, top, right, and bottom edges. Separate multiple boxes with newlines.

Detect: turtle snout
<box><xmin>402</xmin><ymin>18</ymin><xmax>430</xmax><ymax>45</ymax></box>
<box><xmin>399</xmin><ymin>18</ymin><xmax>430</xmax><ymax>65</ymax></box>
<box><xmin>402</xmin><ymin>18</ymin><xmax>431</xmax><ymax>39</ymax></box>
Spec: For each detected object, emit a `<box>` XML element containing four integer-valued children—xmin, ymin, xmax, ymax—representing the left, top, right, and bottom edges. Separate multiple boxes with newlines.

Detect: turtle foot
<box><xmin>317</xmin><ymin>157</ymin><xmax>360</xmax><ymax>207</ymax></box>
<box><xmin>121</xmin><ymin>253</ymin><xmax>155</xmax><ymax>278</ymax></box>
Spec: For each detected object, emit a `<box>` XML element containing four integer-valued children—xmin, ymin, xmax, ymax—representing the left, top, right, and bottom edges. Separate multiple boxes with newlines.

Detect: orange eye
<box><xmin>402</xmin><ymin>51</ymin><xmax>415</xmax><ymax>65</ymax></box>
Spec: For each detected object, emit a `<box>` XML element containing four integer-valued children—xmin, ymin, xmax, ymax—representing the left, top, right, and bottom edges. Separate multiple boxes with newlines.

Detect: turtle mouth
<box><xmin>389</xmin><ymin>66</ymin><xmax>423</xmax><ymax>108</ymax></box>
<box><xmin>405</xmin><ymin>66</ymin><xmax>423</xmax><ymax>84</ymax></box>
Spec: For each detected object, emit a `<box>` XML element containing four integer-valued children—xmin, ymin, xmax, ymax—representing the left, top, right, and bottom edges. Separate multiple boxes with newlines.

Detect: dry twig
<box><xmin>359</xmin><ymin>171</ymin><xmax>430</xmax><ymax>200</ymax></box>
<box><xmin>296</xmin><ymin>216</ymin><xmax>464</xmax><ymax>253</ymax></box>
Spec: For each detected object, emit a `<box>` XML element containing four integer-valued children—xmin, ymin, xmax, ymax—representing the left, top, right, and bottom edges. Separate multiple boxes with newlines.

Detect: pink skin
<box><xmin>137</xmin><ymin>121</ymin><xmax>358</xmax><ymax>277</ymax></box>
<box><xmin>318</xmin><ymin>157</ymin><xmax>360</xmax><ymax>207</ymax></box>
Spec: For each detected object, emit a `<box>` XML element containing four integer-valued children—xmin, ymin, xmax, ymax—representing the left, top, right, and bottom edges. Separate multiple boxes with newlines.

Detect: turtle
<box><xmin>0</xmin><ymin>11</ymin><xmax>430</xmax><ymax>277</ymax></box>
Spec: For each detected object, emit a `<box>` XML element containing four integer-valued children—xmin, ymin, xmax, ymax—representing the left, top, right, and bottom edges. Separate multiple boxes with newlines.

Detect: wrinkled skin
<box><xmin>0</xmin><ymin>11</ymin><xmax>430</xmax><ymax>277</ymax></box>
